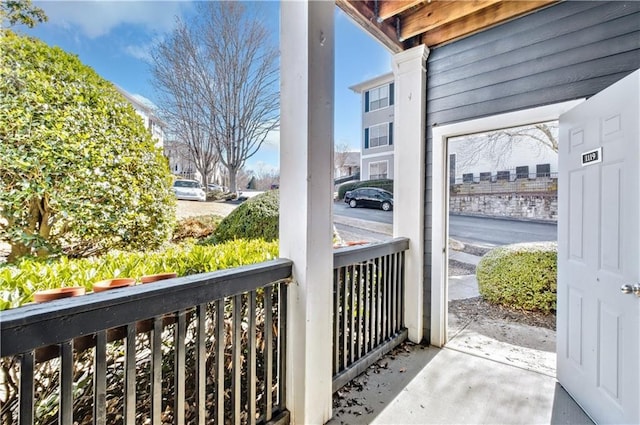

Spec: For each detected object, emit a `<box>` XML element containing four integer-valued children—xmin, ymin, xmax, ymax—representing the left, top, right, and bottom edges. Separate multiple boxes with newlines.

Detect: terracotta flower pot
<box><xmin>33</xmin><ymin>286</ymin><xmax>86</xmax><ymax>363</ymax></box>
<box><xmin>33</xmin><ymin>286</ymin><xmax>86</xmax><ymax>303</ymax></box>
<box><xmin>346</xmin><ymin>241</ymin><xmax>369</xmax><ymax>247</ymax></box>
<box><xmin>140</xmin><ymin>272</ymin><xmax>177</xmax><ymax>284</ymax></box>
<box><xmin>93</xmin><ymin>278</ymin><xmax>136</xmax><ymax>292</ymax></box>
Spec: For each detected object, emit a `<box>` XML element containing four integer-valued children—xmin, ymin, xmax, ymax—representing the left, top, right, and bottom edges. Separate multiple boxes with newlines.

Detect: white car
<box><xmin>173</xmin><ymin>179</ymin><xmax>206</xmax><ymax>202</ymax></box>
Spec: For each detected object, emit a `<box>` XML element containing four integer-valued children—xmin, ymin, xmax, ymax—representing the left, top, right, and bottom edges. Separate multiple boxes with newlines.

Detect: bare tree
<box><xmin>151</xmin><ymin>2</ymin><xmax>279</xmax><ymax>192</ymax></box>
<box><xmin>453</xmin><ymin>121</ymin><xmax>558</xmax><ymax>170</ymax></box>
<box><xmin>203</xmin><ymin>3</ymin><xmax>279</xmax><ymax>192</ymax></box>
<box><xmin>151</xmin><ymin>22</ymin><xmax>219</xmax><ymax>187</ymax></box>
<box><xmin>248</xmin><ymin>163</ymin><xmax>280</xmax><ymax>190</ymax></box>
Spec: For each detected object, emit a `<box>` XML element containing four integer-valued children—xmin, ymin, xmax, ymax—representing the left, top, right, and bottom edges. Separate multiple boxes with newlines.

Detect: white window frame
<box><xmin>369</xmin><ymin>160</ymin><xmax>389</xmax><ymax>180</ymax></box>
<box><xmin>368</xmin><ymin>84</ymin><xmax>389</xmax><ymax>111</ymax></box>
<box><xmin>368</xmin><ymin>122</ymin><xmax>389</xmax><ymax>148</ymax></box>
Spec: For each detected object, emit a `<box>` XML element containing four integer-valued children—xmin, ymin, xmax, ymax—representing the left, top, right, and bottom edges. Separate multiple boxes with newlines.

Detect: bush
<box><xmin>0</xmin><ymin>31</ymin><xmax>176</xmax><ymax>262</ymax></box>
<box><xmin>337</xmin><ymin>179</ymin><xmax>393</xmax><ymax>199</ymax></box>
<box><xmin>213</xmin><ymin>190</ymin><xmax>279</xmax><ymax>243</ymax></box>
<box><xmin>0</xmin><ymin>239</ymin><xmax>278</xmax><ymax>310</ymax></box>
<box><xmin>476</xmin><ymin>241</ymin><xmax>557</xmax><ymax>313</ymax></box>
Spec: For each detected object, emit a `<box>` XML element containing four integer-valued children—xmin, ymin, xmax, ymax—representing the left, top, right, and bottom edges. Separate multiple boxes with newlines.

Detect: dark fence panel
<box><xmin>0</xmin><ymin>259</ymin><xmax>292</xmax><ymax>425</ymax></box>
<box><xmin>450</xmin><ymin>171</ymin><xmax>558</xmax><ymax>195</ymax></box>
<box><xmin>332</xmin><ymin>238</ymin><xmax>409</xmax><ymax>392</ymax></box>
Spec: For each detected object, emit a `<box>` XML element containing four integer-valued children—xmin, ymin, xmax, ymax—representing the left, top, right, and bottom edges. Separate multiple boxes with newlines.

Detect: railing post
<box><xmin>392</xmin><ymin>45</ymin><xmax>430</xmax><ymax>343</ymax></box>
<box><xmin>280</xmin><ymin>0</ymin><xmax>334</xmax><ymax>423</ymax></box>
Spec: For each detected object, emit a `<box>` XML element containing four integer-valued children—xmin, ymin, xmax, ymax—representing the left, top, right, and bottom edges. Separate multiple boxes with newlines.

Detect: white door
<box><xmin>558</xmin><ymin>69</ymin><xmax>640</xmax><ymax>425</ymax></box>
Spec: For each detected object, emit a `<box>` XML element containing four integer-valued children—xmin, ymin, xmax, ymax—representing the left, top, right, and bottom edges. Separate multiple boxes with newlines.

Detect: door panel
<box><xmin>558</xmin><ymin>70</ymin><xmax>639</xmax><ymax>425</ymax></box>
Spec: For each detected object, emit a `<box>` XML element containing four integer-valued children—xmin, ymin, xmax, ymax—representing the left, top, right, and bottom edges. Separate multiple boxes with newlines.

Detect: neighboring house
<box><xmin>334</xmin><ymin>151</ymin><xmax>360</xmax><ymax>179</ymax></box>
<box><xmin>163</xmin><ymin>139</ymin><xmax>197</xmax><ymax>180</ymax></box>
<box><xmin>448</xmin><ymin>125</ymin><xmax>559</xmax><ymax>183</ymax></box>
<box><xmin>349</xmin><ymin>73</ymin><xmax>395</xmax><ymax>180</ymax></box>
<box><xmin>115</xmin><ymin>86</ymin><xmax>166</xmax><ymax>148</ymax></box>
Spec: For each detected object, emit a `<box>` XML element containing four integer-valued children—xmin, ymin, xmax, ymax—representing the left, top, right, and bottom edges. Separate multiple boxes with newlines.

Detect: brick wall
<box><xmin>449</xmin><ymin>194</ymin><xmax>557</xmax><ymax>222</ymax></box>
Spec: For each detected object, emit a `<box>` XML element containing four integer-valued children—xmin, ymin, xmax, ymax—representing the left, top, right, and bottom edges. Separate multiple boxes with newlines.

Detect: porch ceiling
<box><xmin>336</xmin><ymin>0</ymin><xmax>557</xmax><ymax>52</ymax></box>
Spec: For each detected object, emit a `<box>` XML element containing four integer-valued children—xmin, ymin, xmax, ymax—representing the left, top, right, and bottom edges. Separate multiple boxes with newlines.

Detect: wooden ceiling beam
<box><xmin>377</xmin><ymin>0</ymin><xmax>425</xmax><ymax>21</ymax></box>
<box><xmin>400</xmin><ymin>0</ymin><xmax>502</xmax><ymax>41</ymax></box>
<box><xmin>336</xmin><ymin>0</ymin><xmax>403</xmax><ymax>53</ymax></box>
<box><xmin>420</xmin><ymin>0</ymin><xmax>556</xmax><ymax>46</ymax></box>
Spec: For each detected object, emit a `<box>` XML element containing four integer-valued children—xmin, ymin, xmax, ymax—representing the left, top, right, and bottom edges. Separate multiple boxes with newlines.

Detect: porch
<box><xmin>0</xmin><ymin>238</ymin><xmax>591</xmax><ymax>424</ymax></box>
<box><xmin>329</xmin><ymin>344</ymin><xmax>591</xmax><ymax>425</ymax></box>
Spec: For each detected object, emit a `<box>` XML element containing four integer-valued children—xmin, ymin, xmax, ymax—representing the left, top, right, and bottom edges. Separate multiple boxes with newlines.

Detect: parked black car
<box><xmin>344</xmin><ymin>187</ymin><xmax>393</xmax><ymax>211</ymax></box>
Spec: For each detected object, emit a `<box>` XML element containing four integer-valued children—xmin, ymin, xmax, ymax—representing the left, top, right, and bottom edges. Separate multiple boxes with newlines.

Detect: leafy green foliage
<box><xmin>338</xmin><ymin>179</ymin><xmax>394</xmax><ymax>199</ymax></box>
<box><xmin>213</xmin><ymin>190</ymin><xmax>279</xmax><ymax>243</ymax></box>
<box><xmin>1</xmin><ymin>0</ymin><xmax>47</xmax><ymax>28</ymax></box>
<box><xmin>0</xmin><ymin>239</ymin><xmax>278</xmax><ymax>310</ymax></box>
<box><xmin>0</xmin><ymin>31</ymin><xmax>176</xmax><ymax>262</ymax></box>
<box><xmin>476</xmin><ymin>242</ymin><xmax>557</xmax><ymax>313</ymax></box>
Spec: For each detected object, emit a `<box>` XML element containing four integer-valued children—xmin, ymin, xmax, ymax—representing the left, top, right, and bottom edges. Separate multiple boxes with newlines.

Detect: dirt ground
<box><xmin>175</xmin><ymin>199</ymin><xmax>237</xmax><ymax>219</ymax></box>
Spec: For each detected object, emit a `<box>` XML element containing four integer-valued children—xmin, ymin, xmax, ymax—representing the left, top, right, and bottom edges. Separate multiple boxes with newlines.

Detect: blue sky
<box><xmin>21</xmin><ymin>0</ymin><xmax>392</xmax><ymax>172</ymax></box>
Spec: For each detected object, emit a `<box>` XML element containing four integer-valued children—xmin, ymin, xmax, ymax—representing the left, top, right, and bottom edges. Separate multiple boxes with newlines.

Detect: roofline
<box><xmin>348</xmin><ymin>72</ymin><xmax>394</xmax><ymax>93</ymax></box>
<box><xmin>114</xmin><ymin>85</ymin><xmax>167</xmax><ymax>128</ymax></box>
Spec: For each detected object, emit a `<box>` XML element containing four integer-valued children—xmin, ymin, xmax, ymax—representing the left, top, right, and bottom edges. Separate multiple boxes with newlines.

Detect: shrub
<box><xmin>0</xmin><ymin>31</ymin><xmax>176</xmax><ymax>262</ymax></box>
<box><xmin>476</xmin><ymin>241</ymin><xmax>557</xmax><ymax>313</ymax></box>
<box><xmin>337</xmin><ymin>179</ymin><xmax>393</xmax><ymax>199</ymax></box>
<box><xmin>0</xmin><ymin>239</ymin><xmax>278</xmax><ymax>310</ymax></box>
<box><xmin>213</xmin><ymin>190</ymin><xmax>279</xmax><ymax>243</ymax></box>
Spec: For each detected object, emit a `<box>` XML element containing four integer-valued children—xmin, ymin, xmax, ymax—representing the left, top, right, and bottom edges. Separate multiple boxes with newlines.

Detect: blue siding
<box><xmin>422</xmin><ymin>1</ymin><xmax>640</xmax><ymax>342</ymax></box>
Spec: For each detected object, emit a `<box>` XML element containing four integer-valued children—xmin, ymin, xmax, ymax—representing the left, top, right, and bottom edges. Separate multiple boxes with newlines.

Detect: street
<box><xmin>333</xmin><ymin>202</ymin><xmax>557</xmax><ymax>246</ymax></box>
<box><xmin>447</xmin><ymin>215</ymin><xmax>557</xmax><ymax>247</ymax></box>
<box><xmin>333</xmin><ymin>201</ymin><xmax>392</xmax><ymax>224</ymax></box>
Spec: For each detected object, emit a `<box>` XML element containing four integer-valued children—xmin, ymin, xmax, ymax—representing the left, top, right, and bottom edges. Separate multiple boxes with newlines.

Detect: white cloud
<box><xmin>37</xmin><ymin>0</ymin><xmax>191</xmax><ymax>39</ymax></box>
<box><xmin>124</xmin><ymin>43</ymin><xmax>152</xmax><ymax>61</ymax></box>
<box><xmin>250</xmin><ymin>161</ymin><xmax>279</xmax><ymax>174</ymax></box>
<box><xmin>262</xmin><ymin>127</ymin><xmax>280</xmax><ymax>149</ymax></box>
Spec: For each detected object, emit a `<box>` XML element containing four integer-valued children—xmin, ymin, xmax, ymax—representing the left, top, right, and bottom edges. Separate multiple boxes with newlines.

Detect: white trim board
<box><xmin>429</xmin><ymin>99</ymin><xmax>584</xmax><ymax>347</ymax></box>
<box><xmin>362</xmin><ymin>151</ymin><xmax>394</xmax><ymax>160</ymax></box>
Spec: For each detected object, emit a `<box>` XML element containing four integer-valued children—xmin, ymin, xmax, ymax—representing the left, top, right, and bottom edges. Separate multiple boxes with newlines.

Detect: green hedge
<box><xmin>476</xmin><ymin>242</ymin><xmax>557</xmax><ymax>313</ymax></box>
<box><xmin>337</xmin><ymin>179</ymin><xmax>394</xmax><ymax>199</ymax></box>
<box><xmin>213</xmin><ymin>190</ymin><xmax>279</xmax><ymax>243</ymax></box>
<box><xmin>0</xmin><ymin>239</ymin><xmax>278</xmax><ymax>310</ymax></box>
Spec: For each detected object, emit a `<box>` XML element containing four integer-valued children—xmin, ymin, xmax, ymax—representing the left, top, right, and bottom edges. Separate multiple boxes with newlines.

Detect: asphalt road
<box><xmin>448</xmin><ymin>215</ymin><xmax>557</xmax><ymax>247</ymax></box>
<box><xmin>334</xmin><ymin>201</ymin><xmax>393</xmax><ymax>224</ymax></box>
<box><xmin>333</xmin><ymin>202</ymin><xmax>557</xmax><ymax>246</ymax></box>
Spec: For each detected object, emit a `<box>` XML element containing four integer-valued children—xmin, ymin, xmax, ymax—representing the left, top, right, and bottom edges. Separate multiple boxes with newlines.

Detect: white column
<box><xmin>392</xmin><ymin>45</ymin><xmax>429</xmax><ymax>343</ymax></box>
<box><xmin>280</xmin><ymin>1</ymin><xmax>334</xmax><ymax>424</ymax></box>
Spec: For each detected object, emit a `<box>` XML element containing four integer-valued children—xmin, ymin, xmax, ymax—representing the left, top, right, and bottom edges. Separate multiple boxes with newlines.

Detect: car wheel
<box><xmin>349</xmin><ymin>199</ymin><xmax>357</xmax><ymax>208</ymax></box>
<box><xmin>381</xmin><ymin>201</ymin><xmax>391</xmax><ymax>211</ymax></box>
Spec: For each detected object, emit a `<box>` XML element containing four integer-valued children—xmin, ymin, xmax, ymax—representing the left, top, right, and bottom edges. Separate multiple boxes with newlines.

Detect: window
<box><xmin>536</xmin><ymin>163</ymin><xmax>551</xmax><ymax>177</ymax></box>
<box><xmin>365</xmin><ymin>122</ymin><xmax>393</xmax><ymax>148</ymax></box>
<box><xmin>369</xmin><ymin>161</ymin><xmax>388</xmax><ymax>180</ymax></box>
<box><xmin>365</xmin><ymin>82</ymin><xmax>394</xmax><ymax>112</ymax></box>
<box><xmin>516</xmin><ymin>166</ymin><xmax>529</xmax><ymax>179</ymax></box>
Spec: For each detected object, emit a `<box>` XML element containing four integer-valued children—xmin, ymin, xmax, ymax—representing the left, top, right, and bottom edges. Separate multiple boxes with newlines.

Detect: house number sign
<box><xmin>581</xmin><ymin>147</ymin><xmax>602</xmax><ymax>166</ymax></box>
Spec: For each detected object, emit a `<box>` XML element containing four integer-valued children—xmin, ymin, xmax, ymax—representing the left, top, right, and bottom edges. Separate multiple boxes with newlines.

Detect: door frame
<box><xmin>429</xmin><ymin>99</ymin><xmax>584</xmax><ymax>347</ymax></box>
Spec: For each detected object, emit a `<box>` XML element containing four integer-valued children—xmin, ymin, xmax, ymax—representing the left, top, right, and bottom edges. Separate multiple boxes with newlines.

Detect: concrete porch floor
<box><xmin>328</xmin><ymin>344</ymin><xmax>593</xmax><ymax>425</ymax></box>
